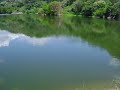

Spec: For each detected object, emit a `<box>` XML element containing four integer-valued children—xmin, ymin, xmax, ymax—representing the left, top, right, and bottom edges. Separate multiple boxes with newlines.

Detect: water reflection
<box><xmin>0</xmin><ymin>15</ymin><xmax>120</xmax><ymax>59</ymax></box>
<box><xmin>0</xmin><ymin>30</ymin><xmax>54</xmax><ymax>47</ymax></box>
<box><xmin>0</xmin><ymin>15</ymin><xmax>120</xmax><ymax>90</ymax></box>
<box><xmin>0</xmin><ymin>30</ymin><xmax>20</xmax><ymax>47</ymax></box>
<box><xmin>0</xmin><ymin>30</ymin><xmax>90</xmax><ymax>48</ymax></box>
<box><xmin>110</xmin><ymin>58</ymin><xmax>120</xmax><ymax>67</ymax></box>
<box><xmin>0</xmin><ymin>77</ymin><xmax>5</xmax><ymax>85</ymax></box>
<box><xmin>0</xmin><ymin>59</ymin><xmax>4</xmax><ymax>63</ymax></box>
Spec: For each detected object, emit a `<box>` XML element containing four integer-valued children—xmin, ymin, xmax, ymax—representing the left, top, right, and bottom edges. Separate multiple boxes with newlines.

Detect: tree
<box><xmin>82</xmin><ymin>1</ymin><xmax>94</xmax><ymax>17</ymax></box>
<box><xmin>72</xmin><ymin>0</ymin><xmax>83</xmax><ymax>15</ymax></box>
<box><xmin>93</xmin><ymin>0</ymin><xmax>112</xmax><ymax>18</ymax></box>
<box><xmin>113</xmin><ymin>0</ymin><xmax>120</xmax><ymax>19</ymax></box>
<box><xmin>43</xmin><ymin>1</ymin><xmax>61</xmax><ymax>16</ymax></box>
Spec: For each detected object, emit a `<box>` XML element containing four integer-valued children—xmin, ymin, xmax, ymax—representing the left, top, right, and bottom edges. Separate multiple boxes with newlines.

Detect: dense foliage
<box><xmin>0</xmin><ymin>0</ymin><xmax>120</xmax><ymax>19</ymax></box>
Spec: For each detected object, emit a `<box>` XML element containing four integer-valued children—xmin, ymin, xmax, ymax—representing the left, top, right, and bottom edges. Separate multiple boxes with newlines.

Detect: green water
<box><xmin>0</xmin><ymin>15</ymin><xmax>120</xmax><ymax>90</ymax></box>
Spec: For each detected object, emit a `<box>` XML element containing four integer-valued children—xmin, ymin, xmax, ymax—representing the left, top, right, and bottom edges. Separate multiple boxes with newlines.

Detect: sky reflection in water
<box><xmin>0</xmin><ymin>30</ymin><xmax>120</xmax><ymax>90</ymax></box>
<box><xmin>0</xmin><ymin>15</ymin><xmax>120</xmax><ymax>90</ymax></box>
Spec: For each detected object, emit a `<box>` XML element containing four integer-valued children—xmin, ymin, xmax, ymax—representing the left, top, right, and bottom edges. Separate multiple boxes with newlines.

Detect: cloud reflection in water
<box><xmin>0</xmin><ymin>30</ymin><xmax>53</xmax><ymax>47</ymax></box>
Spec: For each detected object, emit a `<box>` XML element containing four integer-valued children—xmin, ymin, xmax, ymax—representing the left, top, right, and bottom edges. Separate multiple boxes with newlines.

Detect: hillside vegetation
<box><xmin>0</xmin><ymin>0</ymin><xmax>120</xmax><ymax>19</ymax></box>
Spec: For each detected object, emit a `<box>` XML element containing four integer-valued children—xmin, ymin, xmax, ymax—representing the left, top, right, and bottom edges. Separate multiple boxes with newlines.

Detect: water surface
<box><xmin>0</xmin><ymin>15</ymin><xmax>120</xmax><ymax>90</ymax></box>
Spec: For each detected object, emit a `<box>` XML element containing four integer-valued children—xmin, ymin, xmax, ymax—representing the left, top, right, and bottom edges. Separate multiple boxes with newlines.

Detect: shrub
<box><xmin>93</xmin><ymin>0</ymin><xmax>112</xmax><ymax>18</ymax></box>
<box><xmin>0</xmin><ymin>6</ymin><xmax>12</xmax><ymax>14</ymax></box>
<box><xmin>49</xmin><ymin>1</ymin><xmax>61</xmax><ymax>16</ymax></box>
<box><xmin>82</xmin><ymin>1</ymin><xmax>94</xmax><ymax>17</ymax></box>
<box><xmin>42</xmin><ymin>2</ymin><xmax>50</xmax><ymax>15</ymax></box>
<box><xmin>72</xmin><ymin>0</ymin><xmax>83</xmax><ymax>15</ymax></box>
<box><xmin>112</xmin><ymin>0</ymin><xmax>120</xmax><ymax>19</ymax></box>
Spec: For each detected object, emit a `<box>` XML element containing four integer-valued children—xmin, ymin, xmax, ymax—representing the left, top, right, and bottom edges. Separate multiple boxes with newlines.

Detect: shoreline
<box><xmin>0</xmin><ymin>13</ymin><xmax>119</xmax><ymax>21</ymax></box>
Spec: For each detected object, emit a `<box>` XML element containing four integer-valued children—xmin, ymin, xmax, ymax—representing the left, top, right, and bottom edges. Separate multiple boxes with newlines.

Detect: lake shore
<box><xmin>0</xmin><ymin>13</ymin><xmax>115</xmax><ymax>20</ymax></box>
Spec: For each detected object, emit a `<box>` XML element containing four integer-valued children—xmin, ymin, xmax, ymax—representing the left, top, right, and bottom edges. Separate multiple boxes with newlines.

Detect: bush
<box><xmin>82</xmin><ymin>1</ymin><xmax>94</xmax><ymax>17</ymax></box>
<box><xmin>49</xmin><ymin>1</ymin><xmax>61</xmax><ymax>16</ymax></box>
<box><xmin>42</xmin><ymin>2</ymin><xmax>50</xmax><ymax>15</ymax></box>
<box><xmin>93</xmin><ymin>0</ymin><xmax>112</xmax><ymax>18</ymax></box>
<box><xmin>72</xmin><ymin>0</ymin><xmax>83</xmax><ymax>15</ymax></box>
<box><xmin>113</xmin><ymin>0</ymin><xmax>120</xmax><ymax>13</ymax></box>
<box><xmin>42</xmin><ymin>1</ymin><xmax>61</xmax><ymax>16</ymax></box>
<box><xmin>0</xmin><ymin>6</ymin><xmax>12</xmax><ymax>14</ymax></box>
<box><xmin>112</xmin><ymin>0</ymin><xmax>120</xmax><ymax>19</ymax></box>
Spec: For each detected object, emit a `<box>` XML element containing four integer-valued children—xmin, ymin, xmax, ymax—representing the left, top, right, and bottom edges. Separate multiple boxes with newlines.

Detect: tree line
<box><xmin>0</xmin><ymin>0</ymin><xmax>120</xmax><ymax>19</ymax></box>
